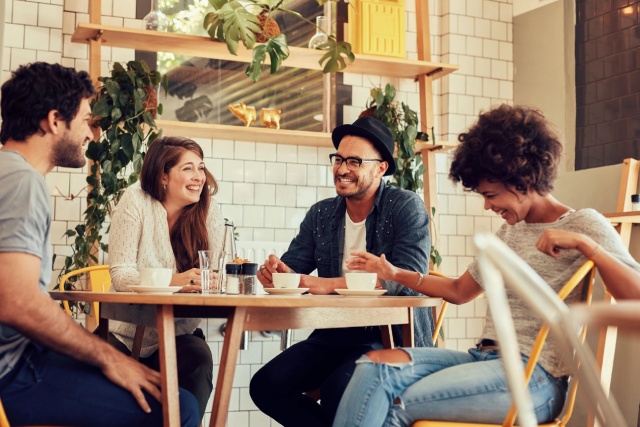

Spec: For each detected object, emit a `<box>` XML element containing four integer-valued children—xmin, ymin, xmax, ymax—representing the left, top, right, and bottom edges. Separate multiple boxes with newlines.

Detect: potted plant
<box><xmin>55</xmin><ymin>60</ymin><xmax>167</xmax><ymax>308</ymax></box>
<box><xmin>360</xmin><ymin>83</ymin><xmax>442</xmax><ymax>268</ymax></box>
<box><xmin>203</xmin><ymin>0</ymin><xmax>355</xmax><ymax>82</ymax></box>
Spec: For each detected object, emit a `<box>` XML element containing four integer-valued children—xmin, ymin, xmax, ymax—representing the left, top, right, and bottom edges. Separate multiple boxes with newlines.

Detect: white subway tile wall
<box><xmin>1</xmin><ymin>0</ymin><xmax>514</xmax><ymax>424</ymax></box>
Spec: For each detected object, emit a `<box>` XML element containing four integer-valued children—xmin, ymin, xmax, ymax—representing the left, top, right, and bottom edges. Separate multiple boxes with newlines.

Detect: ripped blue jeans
<box><xmin>332</xmin><ymin>347</ymin><xmax>568</xmax><ymax>427</ymax></box>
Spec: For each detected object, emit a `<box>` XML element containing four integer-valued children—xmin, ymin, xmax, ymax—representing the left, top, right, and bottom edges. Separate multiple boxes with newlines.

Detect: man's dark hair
<box><xmin>0</xmin><ymin>62</ymin><xmax>95</xmax><ymax>143</ymax></box>
<box><xmin>449</xmin><ymin>104</ymin><xmax>563</xmax><ymax>195</ymax></box>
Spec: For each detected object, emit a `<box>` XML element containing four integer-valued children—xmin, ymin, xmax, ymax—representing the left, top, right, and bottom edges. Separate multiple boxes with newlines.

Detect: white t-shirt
<box><xmin>341</xmin><ymin>212</ymin><xmax>367</xmax><ymax>275</ymax></box>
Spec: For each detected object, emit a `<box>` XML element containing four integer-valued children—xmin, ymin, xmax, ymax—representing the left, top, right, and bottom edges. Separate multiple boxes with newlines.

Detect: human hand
<box><xmin>299</xmin><ymin>275</ymin><xmax>337</xmax><ymax>295</ymax></box>
<box><xmin>536</xmin><ymin>229</ymin><xmax>597</xmax><ymax>258</ymax></box>
<box><xmin>101</xmin><ymin>350</ymin><xmax>162</xmax><ymax>413</ymax></box>
<box><xmin>346</xmin><ymin>251</ymin><xmax>398</xmax><ymax>282</ymax></box>
<box><xmin>258</xmin><ymin>254</ymin><xmax>291</xmax><ymax>288</ymax></box>
<box><xmin>171</xmin><ymin>268</ymin><xmax>201</xmax><ymax>287</ymax></box>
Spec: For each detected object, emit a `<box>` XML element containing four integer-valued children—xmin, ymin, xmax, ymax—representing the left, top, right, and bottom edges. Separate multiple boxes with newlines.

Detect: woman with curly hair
<box><xmin>332</xmin><ymin>104</ymin><xmax>640</xmax><ymax>427</ymax></box>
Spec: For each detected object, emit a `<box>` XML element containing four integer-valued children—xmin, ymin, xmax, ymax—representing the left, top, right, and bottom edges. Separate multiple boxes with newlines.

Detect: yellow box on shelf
<box><xmin>348</xmin><ymin>0</ymin><xmax>406</xmax><ymax>58</ymax></box>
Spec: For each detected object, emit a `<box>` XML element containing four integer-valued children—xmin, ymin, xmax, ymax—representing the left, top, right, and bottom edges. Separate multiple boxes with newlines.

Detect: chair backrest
<box><xmin>474</xmin><ymin>233</ymin><xmax>626</xmax><ymax>427</ymax></box>
<box><xmin>59</xmin><ymin>265</ymin><xmax>111</xmax><ymax>319</ymax></box>
<box><xmin>428</xmin><ymin>270</ymin><xmax>449</xmax><ymax>346</ymax></box>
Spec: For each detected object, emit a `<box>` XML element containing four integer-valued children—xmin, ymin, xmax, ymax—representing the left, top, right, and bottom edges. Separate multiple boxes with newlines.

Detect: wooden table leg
<box><xmin>210</xmin><ymin>306</ymin><xmax>247</xmax><ymax>427</ymax></box>
<box><xmin>403</xmin><ymin>307</ymin><xmax>415</xmax><ymax>347</ymax></box>
<box><xmin>157</xmin><ymin>305</ymin><xmax>179</xmax><ymax>427</ymax></box>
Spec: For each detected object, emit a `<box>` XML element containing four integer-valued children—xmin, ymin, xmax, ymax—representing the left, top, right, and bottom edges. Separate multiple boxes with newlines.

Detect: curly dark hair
<box><xmin>0</xmin><ymin>62</ymin><xmax>95</xmax><ymax>143</ymax></box>
<box><xmin>449</xmin><ymin>104</ymin><xmax>563</xmax><ymax>195</ymax></box>
<box><xmin>141</xmin><ymin>136</ymin><xmax>218</xmax><ymax>272</ymax></box>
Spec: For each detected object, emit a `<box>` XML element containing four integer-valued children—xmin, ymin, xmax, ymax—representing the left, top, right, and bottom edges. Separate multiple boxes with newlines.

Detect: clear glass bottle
<box><xmin>308</xmin><ymin>16</ymin><xmax>330</xmax><ymax>50</ymax></box>
<box><xmin>143</xmin><ymin>0</ymin><xmax>168</xmax><ymax>31</ymax></box>
<box><xmin>241</xmin><ymin>263</ymin><xmax>258</xmax><ymax>295</ymax></box>
<box><xmin>225</xmin><ymin>263</ymin><xmax>241</xmax><ymax>295</ymax></box>
<box><xmin>222</xmin><ymin>221</ymin><xmax>237</xmax><ymax>294</ymax></box>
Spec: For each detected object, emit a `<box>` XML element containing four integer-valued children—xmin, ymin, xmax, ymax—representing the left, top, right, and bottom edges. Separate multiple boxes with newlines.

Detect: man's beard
<box><xmin>51</xmin><ymin>132</ymin><xmax>87</xmax><ymax>168</ymax></box>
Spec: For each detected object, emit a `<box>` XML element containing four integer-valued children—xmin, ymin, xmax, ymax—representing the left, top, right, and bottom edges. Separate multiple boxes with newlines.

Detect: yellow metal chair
<box><xmin>59</xmin><ymin>265</ymin><xmax>111</xmax><ymax>320</ymax></box>
<box><xmin>59</xmin><ymin>265</ymin><xmax>145</xmax><ymax>359</ymax></box>
<box><xmin>427</xmin><ymin>270</ymin><xmax>449</xmax><ymax>346</ymax></box>
<box><xmin>0</xmin><ymin>398</ymin><xmax>9</xmax><ymax>427</ymax></box>
<box><xmin>412</xmin><ymin>260</ymin><xmax>597</xmax><ymax>427</ymax></box>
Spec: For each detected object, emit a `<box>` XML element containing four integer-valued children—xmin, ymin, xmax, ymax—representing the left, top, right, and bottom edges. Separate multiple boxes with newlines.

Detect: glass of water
<box><xmin>198</xmin><ymin>250</ymin><xmax>226</xmax><ymax>294</ymax></box>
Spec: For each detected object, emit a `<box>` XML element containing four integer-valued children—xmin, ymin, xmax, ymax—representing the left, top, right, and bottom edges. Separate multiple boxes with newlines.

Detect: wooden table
<box><xmin>49</xmin><ymin>291</ymin><xmax>440</xmax><ymax>427</ymax></box>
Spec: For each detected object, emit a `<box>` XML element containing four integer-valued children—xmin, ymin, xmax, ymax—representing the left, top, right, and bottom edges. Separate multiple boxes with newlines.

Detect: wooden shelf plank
<box><xmin>415</xmin><ymin>141</ymin><xmax>459</xmax><ymax>154</ymax></box>
<box><xmin>72</xmin><ymin>23</ymin><xmax>459</xmax><ymax>80</ymax></box>
<box><xmin>156</xmin><ymin>120</ymin><xmax>333</xmax><ymax>147</ymax></box>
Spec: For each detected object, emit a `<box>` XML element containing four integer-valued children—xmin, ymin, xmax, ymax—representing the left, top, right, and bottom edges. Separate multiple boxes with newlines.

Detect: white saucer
<box><xmin>128</xmin><ymin>285</ymin><xmax>176</xmax><ymax>294</ymax></box>
<box><xmin>264</xmin><ymin>287</ymin><xmax>310</xmax><ymax>295</ymax></box>
<box><xmin>335</xmin><ymin>289</ymin><xmax>387</xmax><ymax>297</ymax></box>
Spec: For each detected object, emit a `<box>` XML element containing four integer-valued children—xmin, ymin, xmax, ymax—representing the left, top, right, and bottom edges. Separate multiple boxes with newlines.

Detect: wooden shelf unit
<box><xmin>72</xmin><ymin>23</ymin><xmax>459</xmax><ymax>80</ymax></box>
<box><xmin>73</xmin><ymin>22</ymin><xmax>458</xmax><ymax>148</ymax></box>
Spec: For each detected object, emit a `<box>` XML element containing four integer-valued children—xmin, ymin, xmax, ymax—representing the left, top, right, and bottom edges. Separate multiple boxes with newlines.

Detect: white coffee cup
<box><xmin>139</xmin><ymin>268</ymin><xmax>173</xmax><ymax>287</ymax></box>
<box><xmin>345</xmin><ymin>272</ymin><xmax>377</xmax><ymax>290</ymax></box>
<box><xmin>272</xmin><ymin>273</ymin><xmax>301</xmax><ymax>289</ymax></box>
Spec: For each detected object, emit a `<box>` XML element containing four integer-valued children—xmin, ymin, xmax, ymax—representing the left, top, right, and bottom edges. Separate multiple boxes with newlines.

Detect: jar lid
<box><xmin>632</xmin><ymin>194</ymin><xmax>640</xmax><ymax>203</ymax></box>
<box><xmin>225</xmin><ymin>263</ymin><xmax>241</xmax><ymax>274</ymax></box>
<box><xmin>240</xmin><ymin>263</ymin><xmax>258</xmax><ymax>275</ymax></box>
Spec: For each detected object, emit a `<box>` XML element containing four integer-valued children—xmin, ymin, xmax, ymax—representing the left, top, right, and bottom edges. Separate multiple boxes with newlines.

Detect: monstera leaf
<box><xmin>319</xmin><ymin>38</ymin><xmax>355</xmax><ymax>73</ymax></box>
<box><xmin>245</xmin><ymin>34</ymin><xmax>290</xmax><ymax>82</ymax></box>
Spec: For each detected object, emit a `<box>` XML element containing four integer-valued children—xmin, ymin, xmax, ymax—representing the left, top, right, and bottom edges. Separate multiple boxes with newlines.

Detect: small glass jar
<box><xmin>632</xmin><ymin>194</ymin><xmax>640</xmax><ymax>211</ymax></box>
<box><xmin>240</xmin><ymin>263</ymin><xmax>259</xmax><ymax>295</ymax></box>
<box><xmin>225</xmin><ymin>263</ymin><xmax>241</xmax><ymax>295</ymax></box>
<box><xmin>308</xmin><ymin>16</ymin><xmax>330</xmax><ymax>50</ymax></box>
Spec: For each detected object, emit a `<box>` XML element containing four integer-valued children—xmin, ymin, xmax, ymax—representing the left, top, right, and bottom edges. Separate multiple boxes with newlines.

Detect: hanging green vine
<box><xmin>54</xmin><ymin>61</ymin><xmax>167</xmax><ymax>305</ymax></box>
<box><xmin>361</xmin><ymin>83</ymin><xmax>441</xmax><ymax>268</ymax></box>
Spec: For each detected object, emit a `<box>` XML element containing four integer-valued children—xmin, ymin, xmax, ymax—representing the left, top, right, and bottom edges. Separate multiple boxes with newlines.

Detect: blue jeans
<box><xmin>250</xmin><ymin>327</ymin><xmax>383</xmax><ymax>427</ymax></box>
<box><xmin>333</xmin><ymin>347</ymin><xmax>568</xmax><ymax>427</ymax></box>
<box><xmin>0</xmin><ymin>344</ymin><xmax>200</xmax><ymax>427</ymax></box>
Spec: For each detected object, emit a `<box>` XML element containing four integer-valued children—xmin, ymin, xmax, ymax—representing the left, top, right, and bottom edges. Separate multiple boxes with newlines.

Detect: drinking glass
<box><xmin>198</xmin><ymin>250</ymin><xmax>226</xmax><ymax>294</ymax></box>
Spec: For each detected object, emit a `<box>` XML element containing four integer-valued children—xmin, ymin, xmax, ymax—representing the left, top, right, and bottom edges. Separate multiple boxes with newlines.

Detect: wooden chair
<box><xmin>59</xmin><ymin>265</ymin><xmax>145</xmax><ymax>359</ymax></box>
<box><xmin>412</xmin><ymin>234</ymin><xmax>613</xmax><ymax>427</ymax></box>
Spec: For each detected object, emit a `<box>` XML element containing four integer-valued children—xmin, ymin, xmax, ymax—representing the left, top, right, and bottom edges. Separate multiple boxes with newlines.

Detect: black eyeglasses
<box><xmin>329</xmin><ymin>154</ymin><xmax>383</xmax><ymax>170</ymax></box>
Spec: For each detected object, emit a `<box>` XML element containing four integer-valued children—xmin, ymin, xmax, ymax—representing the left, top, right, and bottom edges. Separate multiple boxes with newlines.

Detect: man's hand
<box><xmin>100</xmin><ymin>349</ymin><xmax>162</xmax><ymax>412</ymax></box>
<box><xmin>300</xmin><ymin>275</ymin><xmax>344</xmax><ymax>295</ymax></box>
<box><xmin>257</xmin><ymin>254</ymin><xmax>291</xmax><ymax>288</ymax></box>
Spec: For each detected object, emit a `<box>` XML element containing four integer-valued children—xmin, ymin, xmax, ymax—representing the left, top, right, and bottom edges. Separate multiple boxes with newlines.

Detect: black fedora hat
<box><xmin>331</xmin><ymin>116</ymin><xmax>396</xmax><ymax>176</ymax></box>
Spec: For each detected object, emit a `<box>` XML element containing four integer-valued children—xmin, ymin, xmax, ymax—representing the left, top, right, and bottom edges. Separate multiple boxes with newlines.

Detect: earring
<box><xmin>163</xmin><ymin>184</ymin><xmax>167</xmax><ymax>190</ymax></box>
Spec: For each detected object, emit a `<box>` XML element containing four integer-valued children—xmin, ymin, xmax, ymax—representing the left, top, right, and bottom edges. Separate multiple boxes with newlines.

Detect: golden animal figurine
<box><xmin>228</xmin><ymin>102</ymin><xmax>257</xmax><ymax>127</ymax></box>
<box><xmin>260</xmin><ymin>108</ymin><xmax>282</xmax><ymax>129</ymax></box>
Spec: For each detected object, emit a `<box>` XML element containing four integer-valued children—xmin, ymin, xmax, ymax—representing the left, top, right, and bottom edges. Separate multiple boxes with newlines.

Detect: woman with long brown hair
<box><xmin>108</xmin><ymin>136</ymin><xmax>225</xmax><ymax>421</ymax></box>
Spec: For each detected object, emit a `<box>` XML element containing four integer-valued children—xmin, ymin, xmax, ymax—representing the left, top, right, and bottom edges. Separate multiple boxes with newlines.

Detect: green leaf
<box><xmin>319</xmin><ymin>39</ymin><xmax>355</xmax><ymax>73</ymax></box>
<box><xmin>245</xmin><ymin>34</ymin><xmax>290</xmax><ymax>79</ymax></box>
<box><xmin>92</xmin><ymin>97</ymin><xmax>111</xmax><ymax>118</ymax></box>
<box><xmin>111</xmin><ymin>107</ymin><xmax>122</xmax><ymax>121</ymax></box>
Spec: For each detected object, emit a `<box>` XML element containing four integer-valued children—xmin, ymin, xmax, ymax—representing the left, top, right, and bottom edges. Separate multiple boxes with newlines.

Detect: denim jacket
<box><xmin>281</xmin><ymin>180</ymin><xmax>434</xmax><ymax>348</ymax></box>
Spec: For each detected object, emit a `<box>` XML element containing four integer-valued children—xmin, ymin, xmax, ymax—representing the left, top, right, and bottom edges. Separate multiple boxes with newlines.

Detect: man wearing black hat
<box><xmin>250</xmin><ymin>116</ymin><xmax>433</xmax><ymax>426</ymax></box>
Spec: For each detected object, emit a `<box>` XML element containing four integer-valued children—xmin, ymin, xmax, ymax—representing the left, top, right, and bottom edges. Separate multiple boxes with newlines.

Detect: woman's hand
<box><xmin>536</xmin><ymin>229</ymin><xmax>597</xmax><ymax>258</ymax></box>
<box><xmin>170</xmin><ymin>268</ymin><xmax>201</xmax><ymax>287</ymax></box>
<box><xmin>346</xmin><ymin>251</ymin><xmax>398</xmax><ymax>282</ymax></box>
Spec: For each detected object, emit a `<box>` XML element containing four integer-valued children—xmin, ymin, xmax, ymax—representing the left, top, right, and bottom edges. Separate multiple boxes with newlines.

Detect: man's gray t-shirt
<box><xmin>0</xmin><ymin>150</ymin><xmax>51</xmax><ymax>380</ymax></box>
